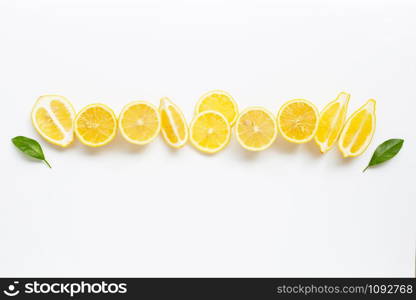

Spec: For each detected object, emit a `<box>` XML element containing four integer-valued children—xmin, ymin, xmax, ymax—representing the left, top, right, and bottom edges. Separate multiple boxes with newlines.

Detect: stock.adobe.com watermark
<box><xmin>2</xmin><ymin>280</ymin><xmax>127</xmax><ymax>297</ymax></box>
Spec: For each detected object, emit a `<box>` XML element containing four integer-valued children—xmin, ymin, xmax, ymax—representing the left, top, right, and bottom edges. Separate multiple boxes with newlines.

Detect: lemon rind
<box><xmin>159</xmin><ymin>97</ymin><xmax>189</xmax><ymax>149</ymax></box>
<box><xmin>235</xmin><ymin>106</ymin><xmax>277</xmax><ymax>151</ymax></box>
<box><xmin>74</xmin><ymin>103</ymin><xmax>118</xmax><ymax>147</ymax></box>
<box><xmin>195</xmin><ymin>90</ymin><xmax>239</xmax><ymax>126</ymax></box>
<box><xmin>31</xmin><ymin>94</ymin><xmax>75</xmax><ymax>147</ymax></box>
<box><xmin>277</xmin><ymin>99</ymin><xmax>319</xmax><ymax>144</ymax></box>
<box><xmin>190</xmin><ymin>110</ymin><xmax>231</xmax><ymax>154</ymax></box>
<box><xmin>314</xmin><ymin>92</ymin><xmax>350</xmax><ymax>153</ymax></box>
<box><xmin>338</xmin><ymin>99</ymin><xmax>376</xmax><ymax>158</ymax></box>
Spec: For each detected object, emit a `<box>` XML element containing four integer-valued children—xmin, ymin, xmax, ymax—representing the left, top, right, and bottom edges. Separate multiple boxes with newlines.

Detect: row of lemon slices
<box><xmin>31</xmin><ymin>91</ymin><xmax>376</xmax><ymax>157</ymax></box>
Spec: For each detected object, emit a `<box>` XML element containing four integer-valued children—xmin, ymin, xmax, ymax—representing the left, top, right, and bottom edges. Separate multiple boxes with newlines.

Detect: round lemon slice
<box><xmin>277</xmin><ymin>99</ymin><xmax>319</xmax><ymax>143</ymax></box>
<box><xmin>195</xmin><ymin>90</ymin><xmax>238</xmax><ymax>126</ymax></box>
<box><xmin>338</xmin><ymin>99</ymin><xmax>376</xmax><ymax>157</ymax></box>
<box><xmin>159</xmin><ymin>97</ymin><xmax>188</xmax><ymax>148</ymax></box>
<box><xmin>74</xmin><ymin>103</ymin><xmax>117</xmax><ymax>147</ymax></box>
<box><xmin>32</xmin><ymin>95</ymin><xmax>75</xmax><ymax>147</ymax></box>
<box><xmin>315</xmin><ymin>92</ymin><xmax>350</xmax><ymax>153</ymax></box>
<box><xmin>236</xmin><ymin>107</ymin><xmax>277</xmax><ymax>151</ymax></box>
<box><xmin>190</xmin><ymin>111</ymin><xmax>231</xmax><ymax>154</ymax></box>
<box><xmin>119</xmin><ymin>101</ymin><xmax>160</xmax><ymax>145</ymax></box>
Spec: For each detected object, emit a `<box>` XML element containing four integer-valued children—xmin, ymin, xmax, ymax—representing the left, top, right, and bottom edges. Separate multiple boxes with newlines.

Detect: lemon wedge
<box><xmin>195</xmin><ymin>90</ymin><xmax>238</xmax><ymax>126</ymax></box>
<box><xmin>32</xmin><ymin>95</ymin><xmax>75</xmax><ymax>147</ymax></box>
<box><xmin>74</xmin><ymin>103</ymin><xmax>117</xmax><ymax>147</ymax></box>
<box><xmin>277</xmin><ymin>99</ymin><xmax>319</xmax><ymax>143</ymax></box>
<box><xmin>159</xmin><ymin>97</ymin><xmax>188</xmax><ymax>148</ymax></box>
<box><xmin>315</xmin><ymin>92</ymin><xmax>350</xmax><ymax>153</ymax></box>
<box><xmin>236</xmin><ymin>107</ymin><xmax>277</xmax><ymax>151</ymax></box>
<box><xmin>338</xmin><ymin>99</ymin><xmax>376</xmax><ymax>157</ymax></box>
<box><xmin>190</xmin><ymin>111</ymin><xmax>230</xmax><ymax>154</ymax></box>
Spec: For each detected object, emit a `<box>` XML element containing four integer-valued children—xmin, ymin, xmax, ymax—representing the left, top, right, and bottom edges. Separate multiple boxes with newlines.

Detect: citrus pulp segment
<box><xmin>32</xmin><ymin>95</ymin><xmax>75</xmax><ymax>147</ymax></box>
<box><xmin>190</xmin><ymin>111</ymin><xmax>231</xmax><ymax>154</ymax></box>
<box><xmin>235</xmin><ymin>107</ymin><xmax>277</xmax><ymax>151</ymax></box>
<box><xmin>74</xmin><ymin>103</ymin><xmax>117</xmax><ymax>147</ymax></box>
<box><xmin>277</xmin><ymin>99</ymin><xmax>319</xmax><ymax>143</ymax></box>
<box><xmin>338</xmin><ymin>99</ymin><xmax>376</xmax><ymax>157</ymax></box>
<box><xmin>315</xmin><ymin>92</ymin><xmax>350</xmax><ymax>153</ymax></box>
<box><xmin>195</xmin><ymin>90</ymin><xmax>238</xmax><ymax>126</ymax></box>
<box><xmin>159</xmin><ymin>97</ymin><xmax>188</xmax><ymax>148</ymax></box>
<box><xmin>119</xmin><ymin>101</ymin><xmax>161</xmax><ymax>145</ymax></box>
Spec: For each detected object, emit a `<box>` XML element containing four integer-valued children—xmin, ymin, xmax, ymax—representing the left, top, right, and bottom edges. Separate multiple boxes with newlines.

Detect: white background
<box><xmin>1</xmin><ymin>0</ymin><xmax>415</xmax><ymax>277</ymax></box>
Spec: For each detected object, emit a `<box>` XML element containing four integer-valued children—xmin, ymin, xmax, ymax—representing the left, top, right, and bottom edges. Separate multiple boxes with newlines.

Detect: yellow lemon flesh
<box><xmin>315</xmin><ymin>92</ymin><xmax>350</xmax><ymax>153</ymax></box>
<box><xmin>159</xmin><ymin>97</ymin><xmax>188</xmax><ymax>148</ymax></box>
<box><xmin>338</xmin><ymin>99</ymin><xmax>376</xmax><ymax>157</ymax></box>
<box><xmin>74</xmin><ymin>104</ymin><xmax>117</xmax><ymax>147</ymax></box>
<box><xmin>119</xmin><ymin>101</ymin><xmax>161</xmax><ymax>145</ymax></box>
<box><xmin>32</xmin><ymin>95</ymin><xmax>75</xmax><ymax>147</ymax></box>
<box><xmin>277</xmin><ymin>99</ymin><xmax>319</xmax><ymax>143</ymax></box>
<box><xmin>195</xmin><ymin>90</ymin><xmax>238</xmax><ymax>126</ymax></box>
<box><xmin>190</xmin><ymin>111</ymin><xmax>231</xmax><ymax>154</ymax></box>
<box><xmin>236</xmin><ymin>107</ymin><xmax>277</xmax><ymax>151</ymax></box>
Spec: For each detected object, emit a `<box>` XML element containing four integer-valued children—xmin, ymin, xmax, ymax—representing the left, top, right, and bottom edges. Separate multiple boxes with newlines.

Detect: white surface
<box><xmin>1</xmin><ymin>0</ymin><xmax>415</xmax><ymax>277</ymax></box>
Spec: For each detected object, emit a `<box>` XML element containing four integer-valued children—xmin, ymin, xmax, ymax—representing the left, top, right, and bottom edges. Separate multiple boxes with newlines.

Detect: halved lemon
<box><xmin>338</xmin><ymin>99</ymin><xmax>376</xmax><ymax>157</ymax></box>
<box><xmin>190</xmin><ymin>111</ymin><xmax>231</xmax><ymax>154</ymax></box>
<box><xmin>32</xmin><ymin>95</ymin><xmax>75</xmax><ymax>147</ymax></box>
<box><xmin>236</xmin><ymin>107</ymin><xmax>277</xmax><ymax>151</ymax></box>
<box><xmin>119</xmin><ymin>101</ymin><xmax>160</xmax><ymax>145</ymax></box>
<box><xmin>74</xmin><ymin>103</ymin><xmax>117</xmax><ymax>147</ymax></box>
<box><xmin>315</xmin><ymin>92</ymin><xmax>350</xmax><ymax>153</ymax></box>
<box><xmin>277</xmin><ymin>99</ymin><xmax>319</xmax><ymax>143</ymax></box>
<box><xmin>195</xmin><ymin>90</ymin><xmax>238</xmax><ymax>126</ymax></box>
<box><xmin>159</xmin><ymin>97</ymin><xmax>188</xmax><ymax>148</ymax></box>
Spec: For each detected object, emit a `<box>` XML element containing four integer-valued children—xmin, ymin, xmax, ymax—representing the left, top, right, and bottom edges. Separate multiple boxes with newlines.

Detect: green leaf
<box><xmin>363</xmin><ymin>138</ymin><xmax>404</xmax><ymax>172</ymax></box>
<box><xmin>12</xmin><ymin>136</ymin><xmax>51</xmax><ymax>168</ymax></box>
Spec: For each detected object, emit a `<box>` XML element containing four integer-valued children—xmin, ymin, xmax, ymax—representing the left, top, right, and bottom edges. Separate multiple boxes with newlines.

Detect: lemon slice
<box><xmin>315</xmin><ymin>92</ymin><xmax>350</xmax><ymax>153</ymax></box>
<box><xmin>195</xmin><ymin>90</ymin><xmax>238</xmax><ymax>126</ymax></box>
<box><xmin>159</xmin><ymin>97</ymin><xmax>188</xmax><ymax>148</ymax></box>
<box><xmin>277</xmin><ymin>99</ymin><xmax>319</xmax><ymax>143</ymax></box>
<box><xmin>31</xmin><ymin>95</ymin><xmax>75</xmax><ymax>147</ymax></box>
<box><xmin>338</xmin><ymin>99</ymin><xmax>376</xmax><ymax>157</ymax></box>
<box><xmin>119</xmin><ymin>101</ymin><xmax>160</xmax><ymax>145</ymax></box>
<box><xmin>236</xmin><ymin>107</ymin><xmax>277</xmax><ymax>151</ymax></box>
<box><xmin>74</xmin><ymin>104</ymin><xmax>117</xmax><ymax>147</ymax></box>
<box><xmin>190</xmin><ymin>111</ymin><xmax>231</xmax><ymax>154</ymax></box>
